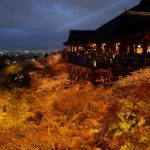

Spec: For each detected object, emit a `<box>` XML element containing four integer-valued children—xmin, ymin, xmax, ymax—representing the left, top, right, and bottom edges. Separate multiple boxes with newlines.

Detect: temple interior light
<box><xmin>136</xmin><ymin>46</ymin><xmax>143</xmax><ymax>54</ymax></box>
<box><xmin>102</xmin><ymin>43</ymin><xmax>106</xmax><ymax>51</ymax></box>
<box><xmin>115</xmin><ymin>43</ymin><xmax>120</xmax><ymax>54</ymax></box>
<box><xmin>74</xmin><ymin>47</ymin><xmax>77</xmax><ymax>52</ymax></box>
<box><xmin>71</xmin><ymin>46</ymin><xmax>73</xmax><ymax>52</ymax></box>
<box><xmin>93</xmin><ymin>60</ymin><xmax>97</xmax><ymax>67</ymax></box>
<box><xmin>79</xmin><ymin>46</ymin><xmax>84</xmax><ymax>50</ymax></box>
<box><xmin>92</xmin><ymin>44</ymin><xmax>96</xmax><ymax>47</ymax></box>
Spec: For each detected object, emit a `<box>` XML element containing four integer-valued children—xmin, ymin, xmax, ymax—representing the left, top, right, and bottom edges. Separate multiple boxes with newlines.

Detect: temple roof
<box><xmin>132</xmin><ymin>0</ymin><xmax>150</xmax><ymax>12</ymax></box>
<box><xmin>64</xmin><ymin>0</ymin><xmax>150</xmax><ymax>45</ymax></box>
<box><xmin>96</xmin><ymin>0</ymin><xmax>150</xmax><ymax>40</ymax></box>
<box><xmin>114</xmin><ymin>11</ymin><xmax>150</xmax><ymax>37</ymax></box>
<box><xmin>96</xmin><ymin>11</ymin><xmax>150</xmax><ymax>40</ymax></box>
<box><xmin>140</xmin><ymin>0</ymin><xmax>150</xmax><ymax>6</ymax></box>
<box><xmin>63</xmin><ymin>30</ymin><xmax>98</xmax><ymax>45</ymax></box>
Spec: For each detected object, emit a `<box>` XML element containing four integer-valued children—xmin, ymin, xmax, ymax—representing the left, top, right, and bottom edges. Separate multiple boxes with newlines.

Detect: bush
<box><xmin>3</xmin><ymin>72</ymin><xmax>31</xmax><ymax>89</ymax></box>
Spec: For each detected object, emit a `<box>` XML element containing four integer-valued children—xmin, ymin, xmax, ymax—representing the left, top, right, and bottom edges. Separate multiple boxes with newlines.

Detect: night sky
<box><xmin>0</xmin><ymin>0</ymin><xmax>140</xmax><ymax>51</ymax></box>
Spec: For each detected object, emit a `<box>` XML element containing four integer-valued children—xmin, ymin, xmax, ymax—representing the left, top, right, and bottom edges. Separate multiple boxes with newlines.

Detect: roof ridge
<box><xmin>127</xmin><ymin>10</ymin><xmax>150</xmax><ymax>16</ymax></box>
<box><xmin>140</xmin><ymin>0</ymin><xmax>150</xmax><ymax>5</ymax></box>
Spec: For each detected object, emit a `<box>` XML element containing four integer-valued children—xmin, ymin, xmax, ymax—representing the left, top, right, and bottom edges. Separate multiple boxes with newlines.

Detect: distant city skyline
<box><xmin>0</xmin><ymin>0</ymin><xmax>140</xmax><ymax>51</ymax></box>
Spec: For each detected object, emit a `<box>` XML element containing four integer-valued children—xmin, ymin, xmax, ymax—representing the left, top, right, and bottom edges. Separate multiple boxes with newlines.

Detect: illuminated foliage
<box><xmin>0</xmin><ymin>55</ymin><xmax>149</xmax><ymax>149</ymax></box>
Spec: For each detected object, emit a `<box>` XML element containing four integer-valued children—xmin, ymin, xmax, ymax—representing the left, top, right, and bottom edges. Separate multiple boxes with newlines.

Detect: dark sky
<box><xmin>0</xmin><ymin>0</ymin><xmax>140</xmax><ymax>50</ymax></box>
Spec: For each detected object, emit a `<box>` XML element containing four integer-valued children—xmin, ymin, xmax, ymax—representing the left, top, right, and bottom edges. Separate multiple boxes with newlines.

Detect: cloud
<box><xmin>0</xmin><ymin>0</ymin><xmax>140</xmax><ymax>50</ymax></box>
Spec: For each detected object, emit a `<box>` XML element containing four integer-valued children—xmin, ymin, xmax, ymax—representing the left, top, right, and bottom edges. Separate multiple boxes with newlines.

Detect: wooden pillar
<box><xmin>120</xmin><ymin>43</ymin><xmax>126</xmax><ymax>56</ymax></box>
<box><xmin>127</xmin><ymin>45</ymin><xmax>130</xmax><ymax>56</ymax></box>
<box><xmin>97</xmin><ymin>42</ymin><xmax>102</xmax><ymax>54</ymax></box>
<box><xmin>142</xmin><ymin>41</ymin><xmax>147</xmax><ymax>66</ymax></box>
<box><xmin>129</xmin><ymin>44</ymin><xmax>134</xmax><ymax>56</ymax></box>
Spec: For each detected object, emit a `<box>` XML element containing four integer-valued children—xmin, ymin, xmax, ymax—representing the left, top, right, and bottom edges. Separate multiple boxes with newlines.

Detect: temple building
<box><xmin>63</xmin><ymin>0</ymin><xmax>150</xmax><ymax>84</ymax></box>
<box><xmin>64</xmin><ymin>0</ymin><xmax>150</xmax><ymax>68</ymax></box>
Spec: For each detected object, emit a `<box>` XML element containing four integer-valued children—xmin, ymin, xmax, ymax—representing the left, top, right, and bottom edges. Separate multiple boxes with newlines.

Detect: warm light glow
<box><xmin>116</xmin><ymin>43</ymin><xmax>120</xmax><ymax>54</ymax></box>
<box><xmin>135</xmin><ymin>44</ymin><xmax>143</xmax><ymax>54</ymax></box>
<box><xmin>93</xmin><ymin>60</ymin><xmax>97</xmax><ymax>67</ymax></box>
<box><xmin>78</xmin><ymin>46</ymin><xmax>84</xmax><ymax>50</ymax></box>
<box><xmin>102</xmin><ymin>43</ymin><xmax>106</xmax><ymax>53</ymax></box>
<box><xmin>92</xmin><ymin>44</ymin><xmax>97</xmax><ymax>47</ymax></box>
<box><xmin>74</xmin><ymin>47</ymin><xmax>77</xmax><ymax>52</ymax></box>
<box><xmin>147</xmin><ymin>46</ymin><xmax>150</xmax><ymax>53</ymax></box>
<box><xmin>136</xmin><ymin>47</ymin><xmax>143</xmax><ymax>54</ymax></box>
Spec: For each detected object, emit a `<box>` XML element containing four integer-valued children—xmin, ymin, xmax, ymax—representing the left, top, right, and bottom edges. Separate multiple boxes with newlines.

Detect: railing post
<box><xmin>142</xmin><ymin>42</ymin><xmax>147</xmax><ymax>66</ymax></box>
<box><xmin>92</xmin><ymin>67</ymin><xmax>96</xmax><ymax>85</ymax></box>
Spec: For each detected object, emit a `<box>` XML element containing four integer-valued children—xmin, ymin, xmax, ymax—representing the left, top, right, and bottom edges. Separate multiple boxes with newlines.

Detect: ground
<box><xmin>0</xmin><ymin>54</ymin><xmax>149</xmax><ymax>150</ymax></box>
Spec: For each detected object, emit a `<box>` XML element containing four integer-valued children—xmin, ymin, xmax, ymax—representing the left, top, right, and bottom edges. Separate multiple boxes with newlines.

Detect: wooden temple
<box><xmin>63</xmin><ymin>0</ymin><xmax>150</xmax><ymax>84</ymax></box>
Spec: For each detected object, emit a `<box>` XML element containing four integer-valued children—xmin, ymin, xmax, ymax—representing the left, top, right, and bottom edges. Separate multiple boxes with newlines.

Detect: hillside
<box><xmin>0</xmin><ymin>54</ymin><xmax>149</xmax><ymax>150</ymax></box>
